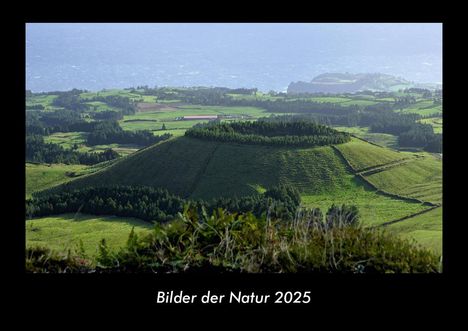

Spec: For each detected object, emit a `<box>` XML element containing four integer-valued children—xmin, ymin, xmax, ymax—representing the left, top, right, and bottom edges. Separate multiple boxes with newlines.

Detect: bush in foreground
<box><xmin>25</xmin><ymin>206</ymin><xmax>440</xmax><ymax>273</ymax></box>
<box><xmin>25</xmin><ymin>246</ymin><xmax>93</xmax><ymax>273</ymax></box>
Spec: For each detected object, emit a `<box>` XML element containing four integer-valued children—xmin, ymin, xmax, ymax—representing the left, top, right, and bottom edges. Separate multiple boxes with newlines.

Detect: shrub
<box><xmin>25</xmin><ymin>207</ymin><xmax>440</xmax><ymax>273</ymax></box>
<box><xmin>25</xmin><ymin>246</ymin><xmax>93</xmax><ymax>273</ymax></box>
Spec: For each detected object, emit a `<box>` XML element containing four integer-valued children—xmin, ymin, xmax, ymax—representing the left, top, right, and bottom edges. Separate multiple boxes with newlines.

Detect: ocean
<box><xmin>26</xmin><ymin>23</ymin><xmax>442</xmax><ymax>93</ymax></box>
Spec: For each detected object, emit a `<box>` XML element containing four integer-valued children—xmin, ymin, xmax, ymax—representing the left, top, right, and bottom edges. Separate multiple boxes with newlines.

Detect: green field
<box><xmin>44</xmin><ymin>132</ymin><xmax>87</xmax><ymax>149</ymax></box>
<box><xmin>84</xmin><ymin>101</ymin><xmax>120</xmax><ymax>112</ymax></box>
<box><xmin>301</xmin><ymin>179</ymin><xmax>429</xmax><ymax>227</ymax></box>
<box><xmin>363</xmin><ymin>155</ymin><xmax>442</xmax><ymax>204</ymax></box>
<box><xmin>398</xmin><ymin>100</ymin><xmax>442</xmax><ymax>116</ymax></box>
<box><xmin>26</xmin><ymin>163</ymin><xmax>88</xmax><ymax>198</ymax></box>
<box><xmin>334</xmin><ymin>127</ymin><xmax>398</xmax><ymax>149</ymax></box>
<box><xmin>26</xmin><ymin>214</ymin><xmax>153</xmax><ymax>257</ymax></box>
<box><xmin>386</xmin><ymin>207</ymin><xmax>442</xmax><ymax>255</ymax></box>
<box><xmin>335</xmin><ymin>138</ymin><xmax>408</xmax><ymax>172</ymax></box>
<box><xmin>335</xmin><ymin>138</ymin><xmax>442</xmax><ymax>204</ymax></box>
<box><xmin>118</xmin><ymin>105</ymin><xmax>267</xmax><ymax>134</ymax></box>
<box><xmin>420</xmin><ymin>117</ymin><xmax>443</xmax><ymax>133</ymax></box>
<box><xmin>43</xmin><ymin>131</ymin><xmax>141</xmax><ymax>156</ymax></box>
<box><xmin>26</xmin><ymin>94</ymin><xmax>60</xmax><ymax>111</ymax></box>
<box><xmin>306</xmin><ymin>96</ymin><xmax>353</xmax><ymax>103</ymax></box>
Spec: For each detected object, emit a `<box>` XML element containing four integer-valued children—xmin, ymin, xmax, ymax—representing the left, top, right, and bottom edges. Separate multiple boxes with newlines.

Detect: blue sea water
<box><xmin>26</xmin><ymin>23</ymin><xmax>442</xmax><ymax>93</ymax></box>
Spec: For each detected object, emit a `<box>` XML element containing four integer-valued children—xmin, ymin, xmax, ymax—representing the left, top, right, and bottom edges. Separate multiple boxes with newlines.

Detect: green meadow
<box><xmin>43</xmin><ymin>132</ymin><xmax>140</xmax><ymax>156</ymax></box>
<box><xmin>386</xmin><ymin>207</ymin><xmax>442</xmax><ymax>255</ymax></box>
<box><xmin>26</xmin><ymin>163</ymin><xmax>88</xmax><ymax>198</ymax></box>
<box><xmin>333</xmin><ymin>126</ymin><xmax>398</xmax><ymax>149</ymax></box>
<box><xmin>335</xmin><ymin>138</ymin><xmax>408</xmax><ymax>172</ymax></box>
<box><xmin>397</xmin><ymin>100</ymin><xmax>442</xmax><ymax>116</ymax></box>
<box><xmin>363</xmin><ymin>155</ymin><xmax>442</xmax><ymax>204</ymax></box>
<box><xmin>26</xmin><ymin>213</ymin><xmax>153</xmax><ymax>257</ymax></box>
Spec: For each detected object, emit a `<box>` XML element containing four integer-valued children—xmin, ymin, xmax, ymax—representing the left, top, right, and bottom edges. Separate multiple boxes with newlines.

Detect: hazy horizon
<box><xmin>26</xmin><ymin>23</ymin><xmax>442</xmax><ymax>92</ymax></box>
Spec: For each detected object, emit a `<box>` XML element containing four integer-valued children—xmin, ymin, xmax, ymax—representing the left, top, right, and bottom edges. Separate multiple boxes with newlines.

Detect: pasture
<box><xmin>397</xmin><ymin>100</ymin><xmax>442</xmax><ymax>116</ymax></box>
<box><xmin>420</xmin><ymin>117</ymin><xmax>443</xmax><ymax>133</ymax></box>
<box><xmin>386</xmin><ymin>207</ymin><xmax>442</xmax><ymax>255</ymax></box>
<box><xmin>119</xmin><ymin>104</ymin><xmax>268</xmax><ymax>134</ymax></box>
<box><xmin>43</xmin><ymin>132</ymin><xmax>140</xmax><ymax>156</ymax></box>
<box><xmin>363</xmin><ymin>155</ymin><xmax>442</xmax><ymax>204</ymax></box>
<box><xmin>26</xmin><ymin>213</ymin><xmax>153</xmax><ymax>257</ymax></box>
<box><xmin>334</xmin><ymin>137</ymin><xmax>407</xmax><ymax>172</ymax></box>
<box><xmin>26</xmin><ymin>163</ymin><xmax>88</xmax><ymax>198</ymax></box>
<box><xmin>333</xmin><ymin>126</ymin><xmax>398</xmax><ymax>149</ymax></box>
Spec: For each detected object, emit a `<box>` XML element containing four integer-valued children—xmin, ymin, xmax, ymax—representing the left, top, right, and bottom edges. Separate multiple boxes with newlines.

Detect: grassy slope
<box><xmin>26</xmin><ymin>213</ymin><xmax>153</xmax><ymax>256</ymax></box>
<box><xmin>336</xmin><ymin>138</ymin><xmax>442</xmax><ymax>204</ymax></box>
<box><xmin>49</xmin><ymin>137</ymin><xmax>428</xmax><ymax>227</ymax></box>
<box><xmin>50</xmin><ymin>136</ymin><xmax>365</xmax><ymax>199</ymax></box>
<box><xmin>301</xmin><ymin>183</ymin><xmax>427</xmax><ymax>227</ymax></box>
<box><xmin>26</xmin><ymin>163</ymin><xmax>88</xmax><ymax>198</ymax></box>
<box><xmin>386</xmin><ymin>207</ymin><xmax>442</xmax><ymax>255</ymax></box>
<box><xmin>364</xmin><ymin>156</ymin><xmax>442</xmax><ymax>204</ymax></box>
<box><xmin>334</xmin><ymin>138</ymin><xmax>442</xmax><ymax>252</ymax></box>
<box><xmin>335</xmin><ymin>137</ymin><xmax>408</xmax><ymax>172</ymax></box>
<box><xmin>333</xmin><ymin>127</ymin><xmax>398</xmax><ymax>149</ymax></box>
<box><xmin>55</xmin><ymin>137</ymin><xmax>220</xmax><ymax>198</ymax></box>
<box><xmin>26</xmin><ymin>161</ymin><xmax>116</xmax><ymax>198</ymax></box>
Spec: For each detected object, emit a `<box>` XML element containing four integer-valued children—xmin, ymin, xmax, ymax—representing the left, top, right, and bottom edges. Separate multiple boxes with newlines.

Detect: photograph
<box><xmin>24</xmin><ymin>22</ymin><xmax>443</xmax><ymax>275</ymax></box>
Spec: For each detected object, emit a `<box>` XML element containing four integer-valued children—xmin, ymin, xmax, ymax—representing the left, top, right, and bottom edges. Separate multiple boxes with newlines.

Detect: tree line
<box><xmin>398</xmin><ymin>125</ymin><xmax>442</xmax><ymax>152</ymax></box>
<box><xmin>185</xmin><ymin>121</ymin><xmax>351</xmax><ymax>147</ymax></box>
<box><xmin>51</xmin><ymin>89</ymin><xmax>89</xmax><ymax>111</ymax></box>
<box><xmin>263</xmin><ymin>111</ymin><xmax>442</xmax><ymax>153</ymax></box>
<box><xmin>26</xmin><ymin>184</ymin><xmax>305</xmax><ymax>223</ymax></box>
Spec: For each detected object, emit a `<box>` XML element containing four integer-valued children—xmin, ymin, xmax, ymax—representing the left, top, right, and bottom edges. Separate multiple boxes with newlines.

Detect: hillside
<box><xmin>42</xmin><ymin>136</ymin><xmax>441</xmax><ymax>229</ymax></box>
<box><xmin>334</xmin><ymin>138</ymin><xmax>442</xmax><ymax>205</ymax></box>
<box><xmin>288</xmin><ymin>73</ymin><xmax>412</xmax><ymax>94</ymax></box>
<box><xmin>45</xmin><ymin>136</ymin><xmax>353</xmax><ymax>199</ymax></box>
